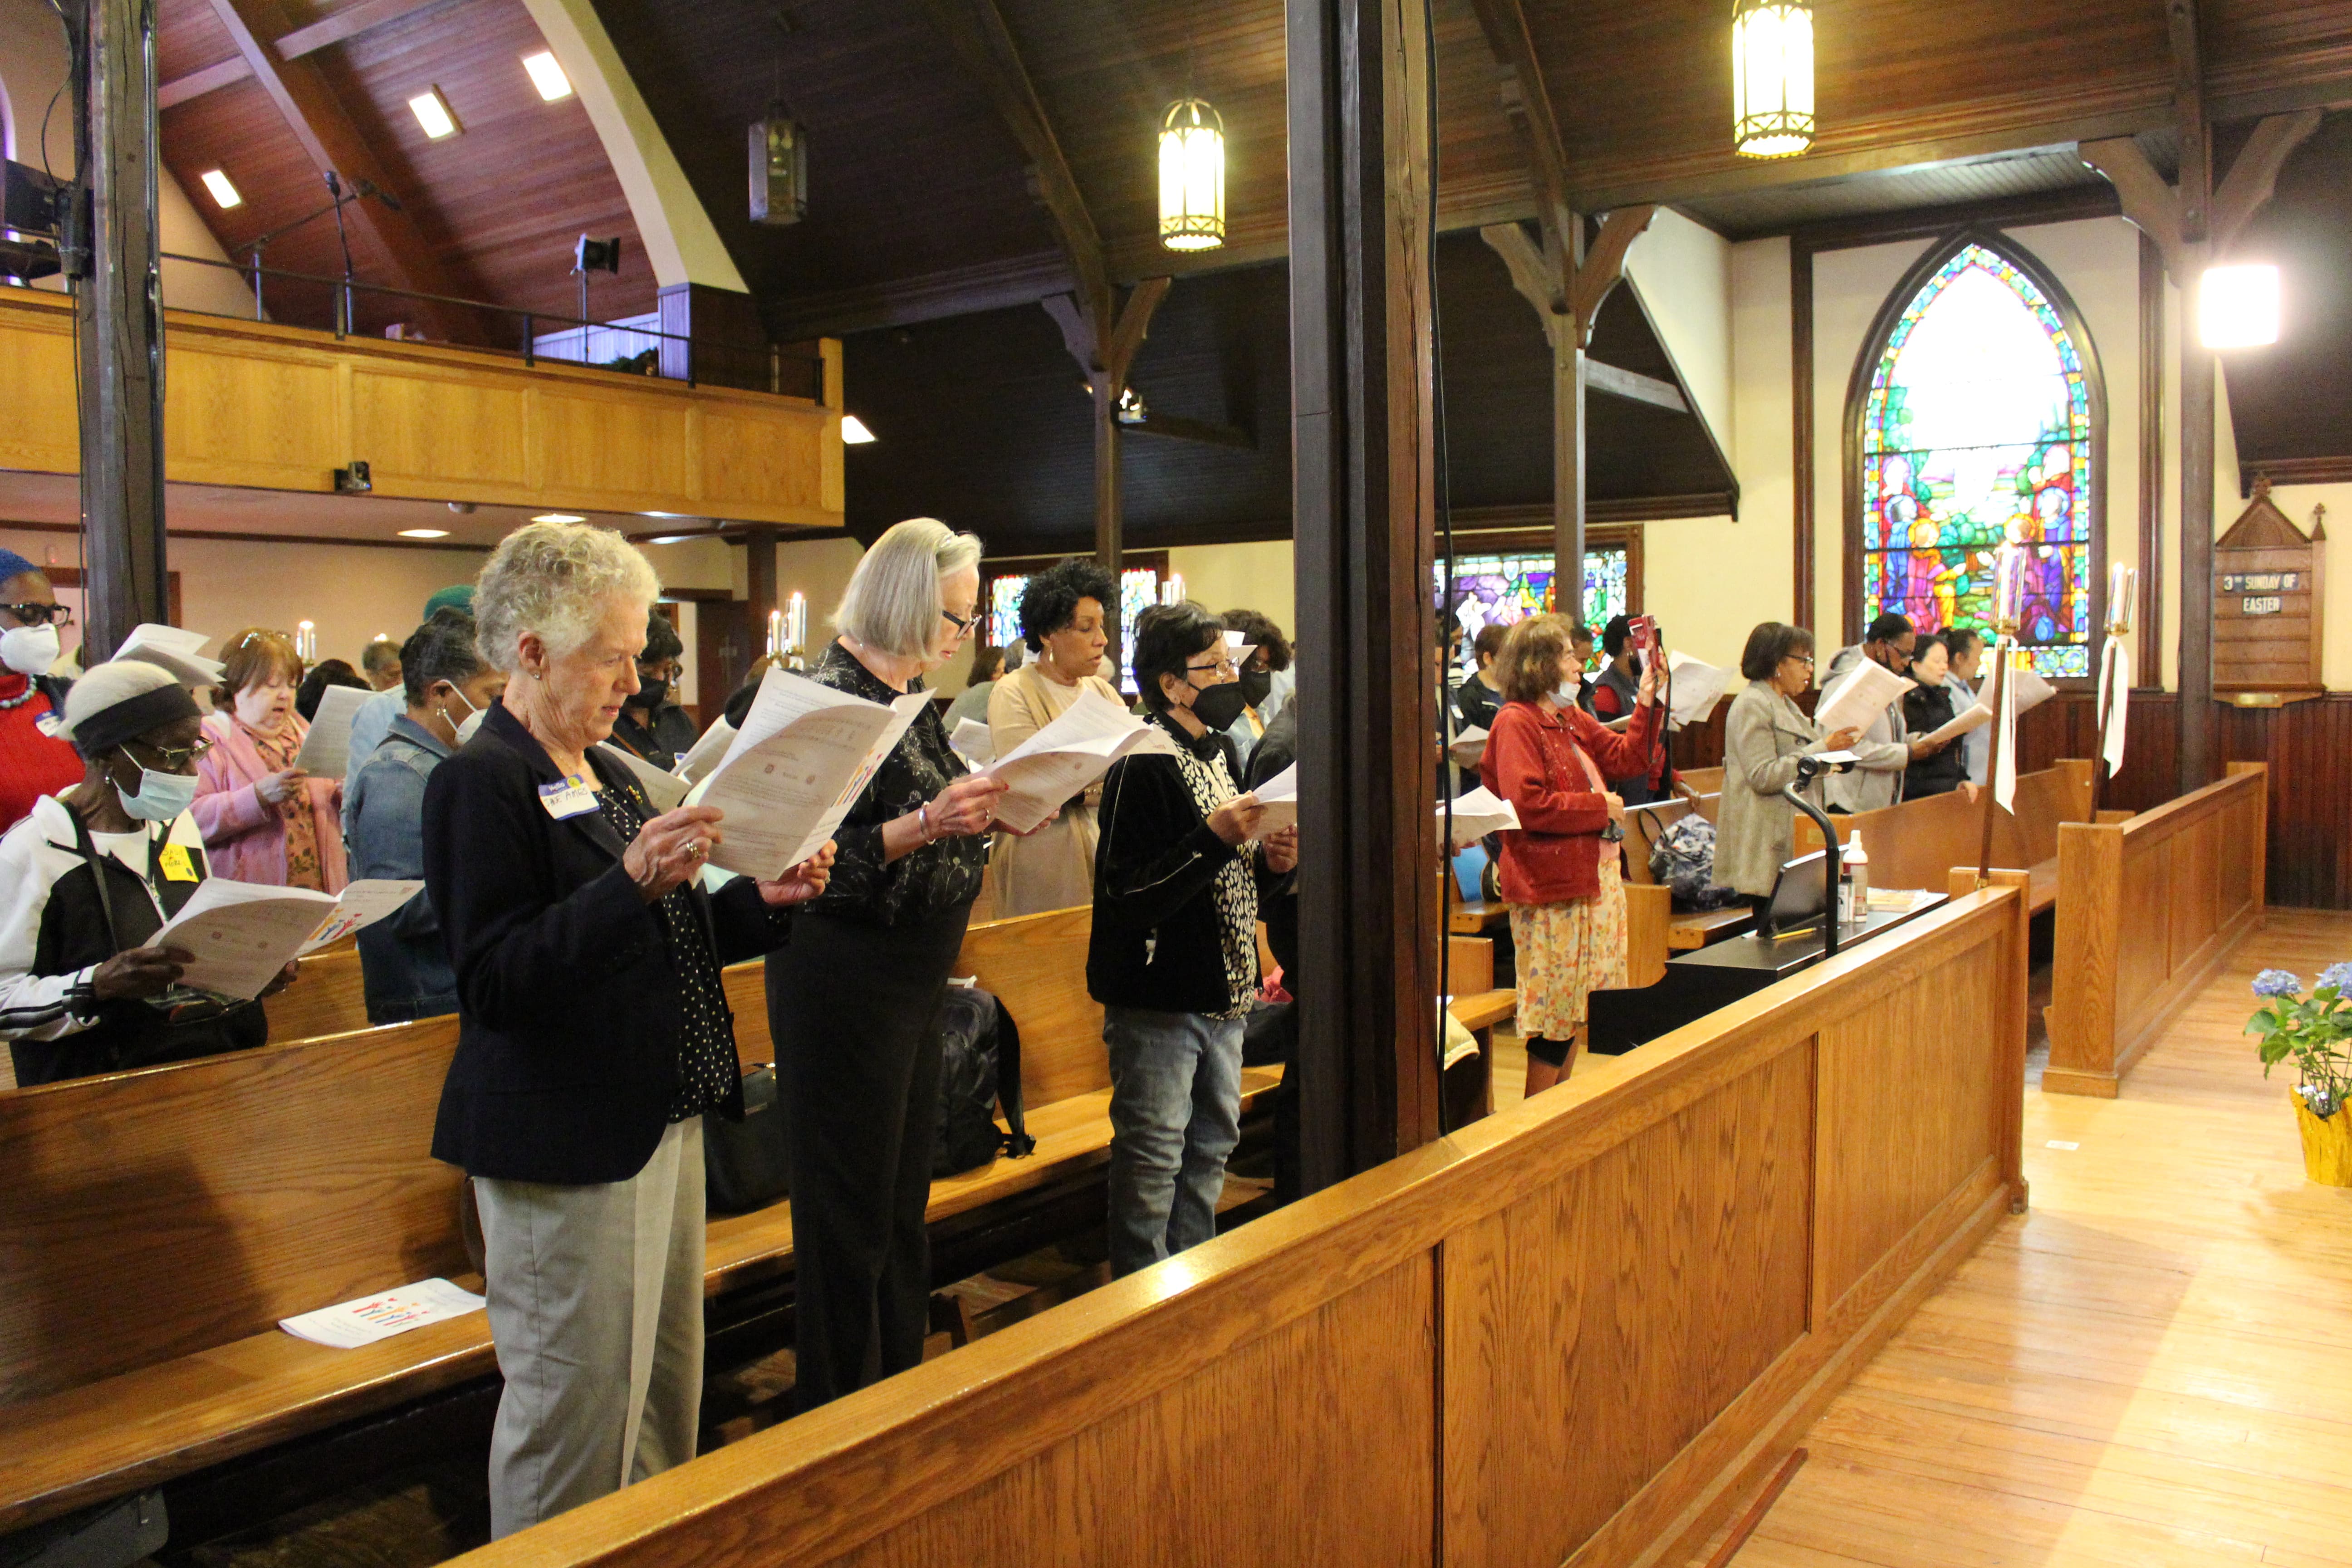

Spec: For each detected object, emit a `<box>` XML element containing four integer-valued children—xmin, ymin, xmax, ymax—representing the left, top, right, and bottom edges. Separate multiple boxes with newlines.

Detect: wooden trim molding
<box><xmin>1833</xmin><ymin>226</ymin><xmax>2110</xmax><ymax>671</ymax></box>
<box><xmin>2138</xmin><ymin>230</ymin><xmax>2166</xmax><ymax>684</ymax></box>
<box><xmin>0</xmin><ymin>517</ymin><xmax>492</xmax><ymax>554</ymax></box>
<box><xmin>2241</xmin><ymin>455</ymin><xmax>2352</xmax><ymax>494</ymax></box>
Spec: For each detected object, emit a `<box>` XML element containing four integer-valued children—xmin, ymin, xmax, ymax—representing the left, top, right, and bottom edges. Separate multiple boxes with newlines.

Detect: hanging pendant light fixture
<box><xmin>1158</xmin><ymin>96</ymin><xmax>1225</xmax><ymax>252</ymax></box>
<box><xmin>1731</xmin><ymin>0</ymin><xmax>1814</xmax><ymax>159</ymax></box>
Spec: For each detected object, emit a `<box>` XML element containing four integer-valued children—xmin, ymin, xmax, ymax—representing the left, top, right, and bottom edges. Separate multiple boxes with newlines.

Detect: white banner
<box><xmin>2097</xmin><ymin>636</ymin><xmax>2131</xmax><ymax>776</ymax></box>
<box><xmin>1993</xmin><ymin>644</ymin><xmax>2020</xmax><ymax>815</ymax></box>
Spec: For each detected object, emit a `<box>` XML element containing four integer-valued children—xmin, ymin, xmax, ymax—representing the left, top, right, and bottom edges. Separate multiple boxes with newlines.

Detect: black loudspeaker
<box><xmin>572</xmin><ymin>235</ymin><xmax>622</xmax><ymax>274</ymax></box>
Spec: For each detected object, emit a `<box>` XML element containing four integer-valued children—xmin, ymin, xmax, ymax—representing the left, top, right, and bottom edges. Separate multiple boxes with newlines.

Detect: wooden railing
<box><xmin>446</xmin><ymin>872</ymin><xmax>2032</xmax><ymax>1568</ymax></box>
<box><xmin>2046</xmin><ymin>763</ymin><xmax>2268</xmax><ymax>1098</ymax></box>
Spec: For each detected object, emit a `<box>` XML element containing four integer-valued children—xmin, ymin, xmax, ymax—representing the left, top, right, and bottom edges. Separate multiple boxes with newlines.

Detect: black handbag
<box><xmin>704</xmin><ymin>1063</ymin><xmax>792</xmax><ymax>1214</ymax></box>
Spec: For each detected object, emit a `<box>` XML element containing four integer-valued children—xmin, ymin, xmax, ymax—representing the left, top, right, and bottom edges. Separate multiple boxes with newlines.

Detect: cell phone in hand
<box><xmin>1629</xmin><ymin>615</ymin><xmax>1656</xmax><ymax>654</ymax></box>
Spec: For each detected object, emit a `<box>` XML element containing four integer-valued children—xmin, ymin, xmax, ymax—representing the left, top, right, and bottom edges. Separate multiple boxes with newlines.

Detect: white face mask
<box><xmin>115</xmin><ymin>760</ymin><xmax>199</xmax><ymax>823</ymax></box>
<box><xmin>0</xmin><ymin>623</ymin><xmax>60</xmax><ymax>677</ymax></box>
<box><xmin>441</xmin><ymin>686</ymin><xmax>485</xmax><ymax>746</ymax></box>
<box><xmin>1554</xmin><ymin>679</ymin><xmax>1581</xmax><ymax>708</ymax></box>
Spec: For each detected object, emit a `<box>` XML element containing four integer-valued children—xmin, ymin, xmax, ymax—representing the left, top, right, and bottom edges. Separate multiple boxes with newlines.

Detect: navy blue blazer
<box><xmin>423</xmin><ymin>702</ymin><xmax>794</xmax><ymax>1184</ymax></box>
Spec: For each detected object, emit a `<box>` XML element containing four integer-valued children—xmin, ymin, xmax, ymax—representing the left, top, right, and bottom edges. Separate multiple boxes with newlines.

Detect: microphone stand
<box><xmin>1783</xmin><ymin>752</ymin><xmax>1848</xmax><ymax>960</ymax></box>
<box><xmin>239</xmin><ymin>173</ymin><xmax>399</xmax><ymax>327</ymax></box>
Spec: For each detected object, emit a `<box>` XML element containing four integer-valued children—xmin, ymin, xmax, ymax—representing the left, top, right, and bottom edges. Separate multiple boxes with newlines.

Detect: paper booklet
<box><xmin>152</xmin><ymin>877</ymin><xmax>426</xmax><ymax>999</ymax></box>
<box><xmin>1923</xmin><ymin>662</ymin><xmax>2057</xmax><ymax>747</ymax></box>
<box><xmin>670</xmin><ymin>718</ymin><xmax>736</xmax><ymax>788</ymax></box>
<box><xmin>114</xmin><ymin>623</ymin><xmax>224</xmax><ymax>690</ymax></box>
<box><xmin>1813</xmin><ymin>658</ymin><xmax>1912</xmax><ymax>736</ymax></box>
<box><xmin>696</xmin><ymin>667</ymin><xmax>931</xmax><ymax>880</ymax></box>
<box><xmin>280</xmin><ymin>1277</ymin><xmax>485</xmax><ymax>1349</ymax></box>
<box><xmin>950</xmin><ymin>717</ymin><xmax>995</xmax><ymax>767</ymax></box>
<box><xmin>1666</xmin><ymin>652</ymin><xmax>1730</xmax><ymax>729</ymax></box>
<box><xmin>597</xmin><ymin>743</ymin><xmax>691</xmax><ymax>813</ymax></box>
<box><xmin>1449</xmin><ymin>725</ymin><xmax>1489</xmax><ymax>769</ymax></box>
<box><xmin>293</xmin><ymin>683</ymin><xmax>374</xmax><ymax>777</ymax></box>
<box><xmin>974</xmin><ymin>688</ymin><xmax>1179</xmax><ymax>833</ymax></box>
<box><xmin>1444</xmin><ymin>786</ymin><xmax>1520</xmax><ymax>848</ymax></box>
<box><xmin>1246</xmin><ymin>764</ymin><xmax>1298</xmax><ymax>838</ymax></box>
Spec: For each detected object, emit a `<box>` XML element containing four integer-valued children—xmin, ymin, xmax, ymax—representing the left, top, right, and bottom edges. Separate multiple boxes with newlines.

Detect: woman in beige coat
<box><xmin>988</xmin><ymin>558</ymin><xmax>1122</xmax><ymax>916</ymax></box>
<box><xmin>1716</xmin><ymin>622</ymin><xmax>1864</xmax><ymax>902</ymax></box>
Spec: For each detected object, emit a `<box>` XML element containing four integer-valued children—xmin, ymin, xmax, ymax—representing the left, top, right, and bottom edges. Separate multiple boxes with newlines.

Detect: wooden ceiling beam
<box><xmin>1465</xmin><ymin>0</ymin><xmax>1577</xmax><ymax>265</ymax></box>
<box><xmin>203</xmin><ymin>0</ymin><xmax>485</xmax><ymax>331</ymax></box>
<box><xmin>915</xmin><ymin>0</ymin><xmax>1114</xmax><ymax>334</ymax></box>
<box><xmin>276</xmin><ymin>0</ymin><xmax>471</xmax><ymax>60</ymax></box>
<box><xmin>158</xmin><ymin>55</ymin><xmax>252</xmax><ymax>110</ymax></box>
<box><xmin>2210</xmin><ymin>108</ymin><xmax>2323</xmax><ymax>253</ymax></box>
<box><xmin>2167</xmin><ymin>0</ymin><xmax>2209</xmax><ymax>242</ymax></box>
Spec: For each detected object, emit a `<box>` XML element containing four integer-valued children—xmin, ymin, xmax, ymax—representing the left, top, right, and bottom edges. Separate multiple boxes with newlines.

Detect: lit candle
<box><xmin>1162</xmin><ymin>573</ymin><xmax>1185</xmax><ymax>607</ymax></box>
<box><xmin>766</xmin><ymin>609</ymin><xmax>783</xmax><ymax>659</ymax></box>
<box><xmin>787</xmin><ymin>592</ymin><xmax>806</xmax><ymax>654</ymax></box>
<box><xmin>295</xmin><ymin>619</ymin><xmax>316</xmax><ymax>662</ymax></box>
<box><xmin>1991</xmin><ymin>544</ymin><xmax>2024</xmax><ymax>630</ymax></box>
<box><xmin>2106</xmin><ymin>563</ymin><xmax>2136</xmax><ymax>635</ymax></box>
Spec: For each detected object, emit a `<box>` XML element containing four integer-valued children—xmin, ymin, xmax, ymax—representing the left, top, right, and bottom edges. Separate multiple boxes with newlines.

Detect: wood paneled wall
<box><xmin>1677</xmin><ymin>688</ymin><xmax>2352</xmax><ymax>910</ymax></box>
<box><xmin>2047</xmin><ymin>765</ymin><xmax>2268</xmax><ymax>1097</ymax></box>
<box><xmin>443</xmin><ymin>881</ymin><xmax>2032</xmax><ymax>1568</ymax></box>
<box><xmin>0</xmin><ymin>291</ymin><xmax>843</xmax><ymax>529</ymax></box>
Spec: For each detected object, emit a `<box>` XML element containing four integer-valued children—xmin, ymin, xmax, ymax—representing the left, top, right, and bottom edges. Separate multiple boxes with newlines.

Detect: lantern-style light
<box><xmin>750</xmin><ymin>103</ymin><xmax>808</xmax><ymax>226</ymax></box>
<box><xmin>1158</xmin><ymin>97</ymin><xmax>1225</xmax><ymax>252</ymax></box>
<box><xmin>1732</xmin><ymin>0</ymin><xmax>1814</xmax><ymax>159</ymax></box>
<box><xmin>2199</xmin><ymin>264</ymin><xmax>2281</xmax><ymax>348</ymax></box>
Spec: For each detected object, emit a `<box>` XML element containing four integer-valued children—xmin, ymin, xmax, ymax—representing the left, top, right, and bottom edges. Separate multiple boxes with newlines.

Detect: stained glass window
<box><xmin>982</xmin><ymin>567</ymin><xmax>1167</xmax><ymax>692</ymax></box>
<box><xmin>1438</xmin><ymin>547</ymin><xmax>1630</xmax><ymax>671</ymax></box>
<box><xmin>1860</xmin><ymin>242</ymin><xmax>2096</xmax><ymax>678</ymax></box>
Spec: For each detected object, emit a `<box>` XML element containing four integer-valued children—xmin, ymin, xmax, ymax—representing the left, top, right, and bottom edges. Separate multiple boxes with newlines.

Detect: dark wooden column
<box><xmin>743</xmin><ymin>526</ymin><xmax>779</xmax><ymax>665</ymax></box>
<box><xmin>70</xmin><ymin>0</ymin><xmax>169</xmax><ymax>657</ymax></box>
<box><xmin>2170</xmin><ymin>0</ymin><xmax>2218</xmax><ymax>793</ymax></box>
<box><xmin>1288</xmin><ymin>0</ymin><xmax>1442</xmax><ymax>1184</ymax></box>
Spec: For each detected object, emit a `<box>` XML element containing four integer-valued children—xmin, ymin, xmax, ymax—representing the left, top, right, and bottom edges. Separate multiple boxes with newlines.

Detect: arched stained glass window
<box><xmin>1857</xmin><ymin>239</ymin><xmax>2100</xmax><ymax>678</ymax></box>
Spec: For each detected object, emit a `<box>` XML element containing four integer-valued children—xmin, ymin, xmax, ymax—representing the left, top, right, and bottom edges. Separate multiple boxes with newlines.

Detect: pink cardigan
<box><xmin>191</xmin><ymin>710</ymin><xmax>348</xmax><ymax>892</ymax></box>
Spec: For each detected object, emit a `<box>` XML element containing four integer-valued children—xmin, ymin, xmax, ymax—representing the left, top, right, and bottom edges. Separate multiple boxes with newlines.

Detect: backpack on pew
<box><xmin>1649</xmin><ymin>815</ymin><xmax>1739</xmax><ymax>911</ymax></box>
<box><xmin>934</xmin><ymin>985</ymin><xmax>1037</xmax><ymax>1178</ymax></box>
<box><xmin>705</xmin><ymin>1063</ymin><xmax>792</xmax><ymax>1214</ymax></box>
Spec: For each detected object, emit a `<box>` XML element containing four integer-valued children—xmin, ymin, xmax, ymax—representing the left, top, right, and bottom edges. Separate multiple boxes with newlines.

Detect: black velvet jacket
<box><xmin>424</xmin><ymin>702</ymin><xmax>794</xmax><ymax>1184</ymax></box>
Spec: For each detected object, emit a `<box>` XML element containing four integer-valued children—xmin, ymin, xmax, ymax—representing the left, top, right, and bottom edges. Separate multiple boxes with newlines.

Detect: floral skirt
<box><xmin>1507</xmin><ymin>860</ymin><xmax>1627</xmax><ymax>1039</ymax></box>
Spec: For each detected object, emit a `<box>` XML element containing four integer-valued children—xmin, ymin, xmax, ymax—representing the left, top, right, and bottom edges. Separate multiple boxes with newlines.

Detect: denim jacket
<box><xmin>346</xmin><ymin>715</ymin><xmax>457</xmax><ymax>1024</ymax></box>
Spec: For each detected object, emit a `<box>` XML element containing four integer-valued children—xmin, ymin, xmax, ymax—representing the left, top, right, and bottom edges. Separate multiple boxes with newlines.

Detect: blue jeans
<box><xmin>1103</xmin><ymin>1006</ymin><xmax>1245</xmax><ymax>1277</ymax></box>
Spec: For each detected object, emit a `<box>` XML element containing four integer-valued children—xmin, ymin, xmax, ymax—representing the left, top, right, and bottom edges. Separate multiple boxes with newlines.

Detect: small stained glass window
<box><xmin>1860</xmin><ymin>241</ymin><xmax>2095</xmax><ymax>679</ymax></box>
<box><xmin>1438</xmin><ymin>547</ymin><xmax>1629</xmax><ymax>667</ymax></box>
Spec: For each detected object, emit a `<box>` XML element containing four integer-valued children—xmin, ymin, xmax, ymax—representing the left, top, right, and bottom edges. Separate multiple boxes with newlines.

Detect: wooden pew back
<box><xmin>1793</xmin><ymin>763</ymin><xmax>2091</xmax><ymax>894</ymax></box>
<box><xmin>2046</xmin><ymin>764</ymin><xmax>2267</xmax><ymax>1097</ymax></box>
<box><xmin>260</xmin><ymin>945</ymin><xmax>372</xmax><ymax>1043</ymax></box>
<box><xmin>0</xmin><ymin>1022</ymin><xmax>465</xmax><ymax>1406</ymax></box>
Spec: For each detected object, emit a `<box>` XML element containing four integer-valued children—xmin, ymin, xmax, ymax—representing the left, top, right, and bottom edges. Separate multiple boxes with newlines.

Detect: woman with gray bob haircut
<box><xmin>422</xmin><ymin>520</ymin><xmax>835</xmax><ymax>1537</ymax></box>
<box><xmin>764</xmin><ymin>516</ymin><xmax>1041</xmax><ymax>1412</ymax></box>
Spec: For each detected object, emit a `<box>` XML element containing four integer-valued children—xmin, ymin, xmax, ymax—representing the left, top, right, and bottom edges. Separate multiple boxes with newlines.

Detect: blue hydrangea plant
<box><xmin>2249</xmin><ymin>965</ymin><xmax>2352</xmax><ymax>1119</ymax></box>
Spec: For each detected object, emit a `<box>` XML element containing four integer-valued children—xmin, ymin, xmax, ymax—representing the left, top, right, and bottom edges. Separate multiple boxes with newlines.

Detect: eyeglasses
<box><xmin>939</xmin><ymin>608</ymin><xmax>978</xmax><ymax>639</ymax></box>
<box><xmin>0</xmin><ymin>603</ymin><xmax>72</xmax><ymax>628</ymax></box>
<box><xmin>1783</xmin><ymin>653</ymin><xmax>1815</xmax><ymax>667</ymax></box>
<box><xmin>126</xmin><ymin>736</ymin><xmax>216</xmax><ymax>770</ymax></box>
<box><xmin>1185</xmin><ymin>656</ymin><xmax>1238</xmax><ymax>679</ymax></box>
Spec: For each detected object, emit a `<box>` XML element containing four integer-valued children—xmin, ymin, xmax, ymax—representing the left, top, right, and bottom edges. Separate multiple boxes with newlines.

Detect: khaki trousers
<box><xmin>474</xmin><ymin>1117</ymin><xmax>705</xmax><ymax>1539</ymax></box>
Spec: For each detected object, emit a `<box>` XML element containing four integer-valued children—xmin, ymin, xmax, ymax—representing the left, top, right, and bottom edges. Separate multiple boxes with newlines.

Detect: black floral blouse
<box><xmin>804</xmin><ymin>641</ymin><xmax>988</xmax><ymax>927</ymax></box>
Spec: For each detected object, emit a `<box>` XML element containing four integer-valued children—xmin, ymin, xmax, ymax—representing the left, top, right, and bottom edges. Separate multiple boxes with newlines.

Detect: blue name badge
<box><xmin>538</xmin><ymin>778</ymin><xmax>600</xmax><ymax>819</ymax></box>
<box><xmin>34</xmin><ymin>711</ymin><xmax>64</xmax><ymax>739</ymax></box>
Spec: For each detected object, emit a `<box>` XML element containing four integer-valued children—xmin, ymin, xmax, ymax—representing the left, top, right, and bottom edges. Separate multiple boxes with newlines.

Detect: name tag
<box><xmin>538</xmin><ymin>779</ymin><xmax>600</xmax><ymax>819</ymax></box>
<box><xmin>158</xmin><ymin>842</ymin><xmax>199</xmax><ymax>882</ymax></box>
<box><xmin>34</xmin><ymin>711</ymin><xmax>63</xmax><ymax>739</ymax></box>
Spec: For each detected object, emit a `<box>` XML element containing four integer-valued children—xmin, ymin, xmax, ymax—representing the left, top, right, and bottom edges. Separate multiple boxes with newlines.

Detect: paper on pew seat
<box><xmin>1449</xmin><ymin>725</ymin><xmax>1488</xmax><ymax>768</ymax></box>
<box><xmin>1444</xmin><ymin>786</ymin><xmax>1519</xmax><ymax>848</ymax></box>
<box><xmin>1666</xmin><ymin>652</ymin><xmax>1730</xmax><ymax>729</ymax></box>
<box><xmin>950</xmin><ymin>717</ymin><xmax>995</xmax><ymax>766</ymax></box>
<box><xmin>977</xmin><ymin>688</ymin><xmax>1178</xmax><ymax>833</ymax></box>
<box><xmin>1247</xmin><ymin>764</ymin><xmax>1298</xmax><ymax>838</ymax></box>
<box><xmin>671</xmin><ymin>717</ymin><xmax>736</xmax><ymax>787</ymax></box>
<box><xmin>280</xmin><ymin>1278</ymin><xmax>485</xmax><ymax>1349</ymax></box>
<box><xmin>293</xmin><ymin>683</ymin><xmax>374</xmax><ymax>777</ymax></box>
<box><xmin>598</xmin><ymin>743</ymin><xmax>691</xmax><ymax>812</ymax></box>
<box><xmin>697</xmin><ymin>668</ymin><xmax>931</xmax><ymax>878</ymax></box>
<box><xmin>114</xmin><ymin>623</ymin><xmax>223</xmax><ymax>689</ymax></box>
<box><xmin>1813</xmin><ymin>659</ymin><xmax>1911</xmax><ymax>735</ymax></box>
<box><xmin>153</xmin><ymin>877</ymin><xmax>424</xmax><ymax>999</ymax></box>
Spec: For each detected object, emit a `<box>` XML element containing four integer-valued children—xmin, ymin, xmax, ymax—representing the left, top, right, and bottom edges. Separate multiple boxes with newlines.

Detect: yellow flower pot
<box><xmin>2294</xmin><ymin>1097</ymin><xmax>2352</xmax><ymax>1187</ymax></box>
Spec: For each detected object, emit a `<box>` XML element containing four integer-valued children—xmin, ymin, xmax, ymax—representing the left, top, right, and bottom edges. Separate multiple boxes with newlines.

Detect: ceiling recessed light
<box><xmin>841</xmin><ymin>415</ymin><xmax>877</xmax><ymax>444</ymax></box>
<box><xmin>532</xmin><ymin>512</ymin><xmax>586</xmax><ymax>524</ymax></box>
<box><xmin>199</xmin><ymin>169</ymin><xmax>242</xmax><ymax>209</ymax></box>
<box><xmin>522</xmin><ymin>51</ymin><xmax>573</xmax><ymax>103</ymax></box>
<box><xmin>397</xmin><ymin>527</ymin><xmax>450</xmax><ymax>539</ymax></box>
<box><xmin>408</xmin><ymin>87</ymin><xmax>461</xmax><ymax>140</ymax></box>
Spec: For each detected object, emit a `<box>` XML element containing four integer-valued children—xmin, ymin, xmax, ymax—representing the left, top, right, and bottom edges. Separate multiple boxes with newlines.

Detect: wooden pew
<box><xmin>434</xmin><ymin>876</ymin><xmax>2034</xmax><ymax>1568</ymax></box>
<box><xmin>0</xmin><ymin>906</ymin><xmax>1289</xmax><ymax>1538</ymax></box>
<box><xmin>2045</xmin><ymin>764</ymin><xmax>2267</xmax><ymax>1098</ymax></box>
<box><xmin>259</xmin><ymin>944</ymin><xmax>369</xmax><ymax>1042</ymax></box>
<box><xmin>1794</xmin><ymin>760</ymin><xmax>2093</xmax><ymax>914</ymax></box>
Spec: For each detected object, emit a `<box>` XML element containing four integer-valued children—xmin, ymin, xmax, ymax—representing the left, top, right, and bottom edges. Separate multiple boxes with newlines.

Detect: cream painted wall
<box><xmin>0</xmin><ymin>0</ymin><xmax>250</xmax><ymax>318</ymax></box>
<box><xmin>1624</xmin><ymin>207</ymin><xmax>1735</xmax><ymax>454</ymax></box>
<box><xmin>1169</xmin><ymin>541</ymin><xmax>1297</xmax><ymax>646</ymax></box>
<box><xmin>1725</xmin><ymin>236</ymin><xmax>1795</xmax><ymax>638</ymax></box>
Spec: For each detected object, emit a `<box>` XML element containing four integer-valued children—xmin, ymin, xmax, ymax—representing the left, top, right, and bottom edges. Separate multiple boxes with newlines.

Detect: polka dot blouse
<box><xmin>598</xmin><ymin>782</ymin><xmax>736</xmax><ymax>1122</ymax></box>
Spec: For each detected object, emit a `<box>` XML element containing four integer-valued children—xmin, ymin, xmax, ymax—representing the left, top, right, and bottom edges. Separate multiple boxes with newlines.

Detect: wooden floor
<box><xmin>1692</xmin><ymin>908</ymin><xmax>2352</xmax><ymax>1568</ymax></box>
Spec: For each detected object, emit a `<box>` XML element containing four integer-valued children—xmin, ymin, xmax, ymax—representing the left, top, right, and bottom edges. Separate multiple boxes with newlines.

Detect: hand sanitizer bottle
<box><xmin>1843</xmin><ymin>830</ymin><xmax>1869</xmax><ymax>923</ymax></box>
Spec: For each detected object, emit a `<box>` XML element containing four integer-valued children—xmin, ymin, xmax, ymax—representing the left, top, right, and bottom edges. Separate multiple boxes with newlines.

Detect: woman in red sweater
<box><xmin>1479</xmin><ymin>612</ymin><xmax>1662</xmax><ymax>1095</ymax></box>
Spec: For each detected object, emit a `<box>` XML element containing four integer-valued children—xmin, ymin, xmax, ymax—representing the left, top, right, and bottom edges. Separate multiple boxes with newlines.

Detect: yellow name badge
<box><xmin>158</xmin><ymin>843</ymin><xmax>199</xmax><ymax>882</ymax></box>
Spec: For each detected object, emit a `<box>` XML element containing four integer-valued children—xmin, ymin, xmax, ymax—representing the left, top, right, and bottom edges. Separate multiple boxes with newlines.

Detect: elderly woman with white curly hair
<box><xmin>764</xmin><ymin>516</ymin><xmax>1033</xmax><ymax>1412</ymax></box>
<box><xmin>421</xmin><ymin>520</ymin><xmax>834</xmax><ymax>1537</ymax></box>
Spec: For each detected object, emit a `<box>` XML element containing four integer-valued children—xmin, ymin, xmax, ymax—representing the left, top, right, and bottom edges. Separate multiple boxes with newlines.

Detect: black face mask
<box><xmin>1186</xmin><ymin>678</ymin><xmax>1250</xmax><ymax>733</ymax></box>
<box><xmin>632</xmin><ymin>678</ymin><xmax>669</xmax><ymax>711</ymax></box>
<box><xmin>1237</xmin><ymin>667</ymin><xmax>1273</xmax><ymax>710</ymax></box>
